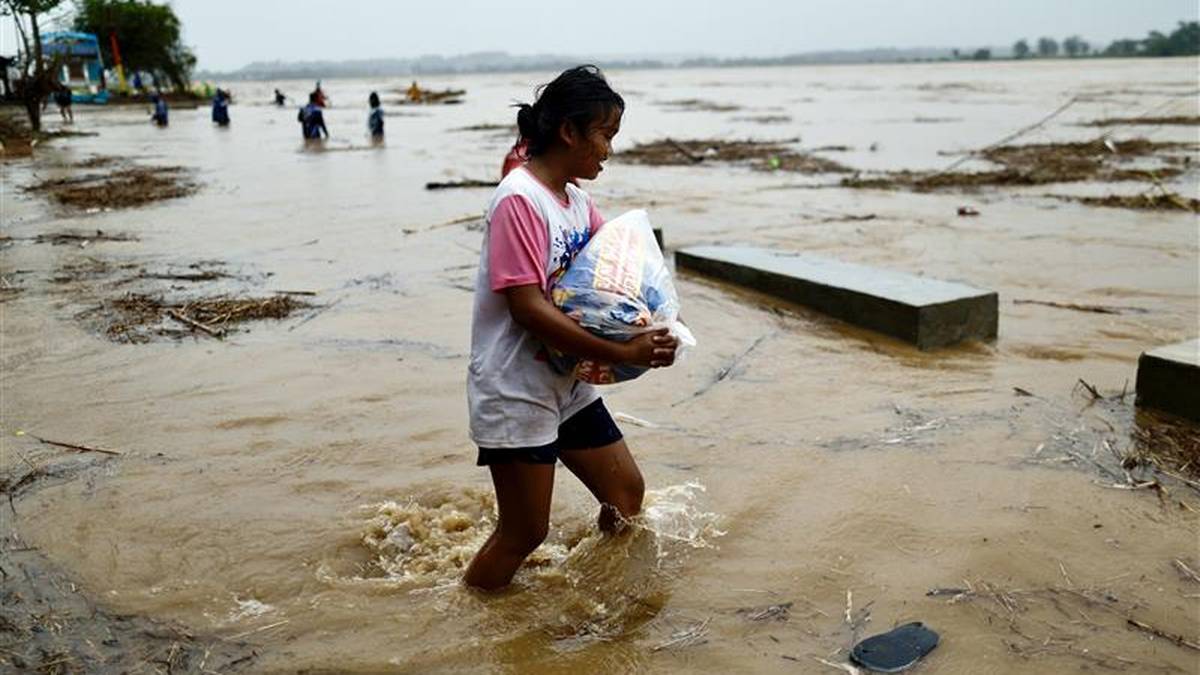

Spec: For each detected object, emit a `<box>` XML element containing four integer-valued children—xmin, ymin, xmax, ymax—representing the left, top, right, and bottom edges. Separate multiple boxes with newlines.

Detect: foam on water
<box><xmin>325</xmin><ymin>482</ymin><xmax>723</xmax><ymax>592</ymax></box>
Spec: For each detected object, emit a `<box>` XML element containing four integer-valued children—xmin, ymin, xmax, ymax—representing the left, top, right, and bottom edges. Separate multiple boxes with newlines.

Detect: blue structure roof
<box><xmin>41</xmin><ymin>31</ymin><xmax>102</xmax><ymax>56</ymax></box>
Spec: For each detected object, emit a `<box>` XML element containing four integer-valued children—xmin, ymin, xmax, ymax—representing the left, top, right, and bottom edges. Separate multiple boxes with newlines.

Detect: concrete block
<box><xmin>675</xmin><ymin>245</ymin><xmax>998</xmax><ymax>350</ymax></box>
<box><xmin>1136</xmin><ymin>339</ymin><xmax>1200</xmax><ymax>421</ymax></box>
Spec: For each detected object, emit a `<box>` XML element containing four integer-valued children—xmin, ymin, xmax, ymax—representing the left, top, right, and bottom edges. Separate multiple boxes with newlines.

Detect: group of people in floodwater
<box><xmin>142</xmin><ymin>80</ymin><xmax>385</xmax><ymax>143</ymax></box>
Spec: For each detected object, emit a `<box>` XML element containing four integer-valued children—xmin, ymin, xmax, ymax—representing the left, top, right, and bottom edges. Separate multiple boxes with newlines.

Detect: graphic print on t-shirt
<box><xmin>548</xmin><ymin>226</ymin><xmax>591</xmax><ymax>290</ymax></box>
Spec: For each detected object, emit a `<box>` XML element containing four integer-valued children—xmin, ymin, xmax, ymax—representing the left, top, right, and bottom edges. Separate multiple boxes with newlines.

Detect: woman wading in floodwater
<box><xmin>464</xmin><ymin>66</ymin><xmax>678</xmax><ymax>591</ymax></box>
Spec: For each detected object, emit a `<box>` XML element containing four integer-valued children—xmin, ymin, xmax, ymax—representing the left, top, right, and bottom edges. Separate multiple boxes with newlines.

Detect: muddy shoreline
<box><xmin>0</xmin><ymin>438</ymin><xmax>258</xmax><ymax>673</ymax></box>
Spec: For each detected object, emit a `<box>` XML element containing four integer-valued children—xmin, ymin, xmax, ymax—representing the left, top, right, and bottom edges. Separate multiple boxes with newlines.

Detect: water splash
<box><xmin>328</xmin><ymin>481</ymin><xmax>723</xmax><ymax>601</ymax></box>
<box><xmin>633</xmin><ymin>482</ymin><xmax>726</xmax><ymax>558</ymax></box>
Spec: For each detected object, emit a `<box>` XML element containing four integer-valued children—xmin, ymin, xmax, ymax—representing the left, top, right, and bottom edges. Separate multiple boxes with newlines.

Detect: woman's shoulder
<box><xmin>488</xmin><ymin>169</ymin><xmax>538</xmax><ymax>215</ymax></box>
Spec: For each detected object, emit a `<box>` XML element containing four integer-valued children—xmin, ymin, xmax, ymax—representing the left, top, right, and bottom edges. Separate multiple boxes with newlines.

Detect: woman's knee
<box><xmin>496</xmin><ymin>519</ymin><xmax>549</xmax><ymax>555</ymax></box>
<box><xmin>612</xmin><ymin>470</ymin><xmax>645</xmax><ymax>518</ymax></box>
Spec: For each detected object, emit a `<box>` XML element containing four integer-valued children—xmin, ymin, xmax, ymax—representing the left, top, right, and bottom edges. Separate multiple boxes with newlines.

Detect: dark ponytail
<box><xmin>514</xmin><ymin>65</ymin><xmax>624</xmax><ymax>157</ymax></box>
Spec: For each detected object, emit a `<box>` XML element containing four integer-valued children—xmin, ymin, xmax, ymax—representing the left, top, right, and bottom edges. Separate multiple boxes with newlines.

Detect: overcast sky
<box><xmin>7</xmin><ymin>0</ymin><xmax>1198</xmax><ymax>71</ymax></box>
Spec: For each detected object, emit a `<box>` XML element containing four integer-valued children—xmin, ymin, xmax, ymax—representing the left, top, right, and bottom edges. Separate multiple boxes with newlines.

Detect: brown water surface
<box><xmin>2</xmin><ymin>58</ymin><xmax>1198</xmax><ymax>673</ymax></box>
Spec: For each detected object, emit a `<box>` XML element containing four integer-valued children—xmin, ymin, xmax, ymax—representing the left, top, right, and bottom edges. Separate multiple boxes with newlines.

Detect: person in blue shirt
<box><xmin>211</xmin><ymin>88</ymin><xmax>230</xmax><ymax>126</ymax></box>
<box><xmin>150</xmin><ymin>93</ymin><xmax>168</xmax><ymax>127</ymax></box>
<box><xmin>367</xmin><ymin>91</ymin><xmax>384</xmax><ymax>141</ymax></box>
<box><xmin>298</xmin><ymin>93</ymin><xmax>328</xmax><ymax>140</ymax></box>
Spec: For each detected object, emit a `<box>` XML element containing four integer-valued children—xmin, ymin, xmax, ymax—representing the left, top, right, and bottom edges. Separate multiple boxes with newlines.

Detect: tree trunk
<box><xmin>24</xmin><ymin>96</ymin><xmax>42</xmax><ymax>133</ymax></box>
<box><xmin>27</xmin><ymin>10</ymin><xmax>45</xmax><ymax>133</ymax></box>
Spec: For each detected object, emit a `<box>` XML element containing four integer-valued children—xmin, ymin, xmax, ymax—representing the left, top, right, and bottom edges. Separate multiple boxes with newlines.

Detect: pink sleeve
<box><xmin>587</xmin><ymin>197</ymin><xmax>605</xmax><ymax>236</ymax></box>
<box><xmin>489</xmin><ymin>194</ymin><xmax>549</xmax><ymax>292</ymax></box>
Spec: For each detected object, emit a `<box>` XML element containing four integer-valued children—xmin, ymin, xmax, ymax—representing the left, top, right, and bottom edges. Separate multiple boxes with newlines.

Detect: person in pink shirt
<box><xmin>500</xmin><ymin>138</ymin><xmax>528</xmax><ymax>179</ymax></box>
<box><xmin>464</xmin><ymin>65</ymin><xmax>678</xmax><ymax>591</ymax></box>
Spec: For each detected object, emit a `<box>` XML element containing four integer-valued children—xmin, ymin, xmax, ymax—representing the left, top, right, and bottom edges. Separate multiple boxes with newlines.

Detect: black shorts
<box><xmin>477</xmin><ymin>398</ymin><xmax>623</xmax><ymax>466</ymax></box>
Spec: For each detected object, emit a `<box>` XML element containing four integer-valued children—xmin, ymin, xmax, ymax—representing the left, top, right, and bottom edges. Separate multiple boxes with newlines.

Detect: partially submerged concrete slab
<box><xmin>1136</xmin><ymin>339</ymin><xmax>1200</xmax><ymax>421</ymax></box>
<box><xmin>675</xmin><ymin>246</ymin><xmax>998</xmax><ymax>350</ymax></box>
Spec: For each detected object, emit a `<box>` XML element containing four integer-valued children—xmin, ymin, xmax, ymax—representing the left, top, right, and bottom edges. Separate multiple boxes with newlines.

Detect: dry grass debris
<box><xmin>843</xmin><ymin>138</ymin><xmax>1192</xmax><ymax>191</ymax></box>
<box><xmin>26</xmin><ymin>166</ymin><xmax>196</xmax><ymax>209</ymax></box>
<box><xmin>659</xmin><ymin>98</ymin><xmax>742</xmax><ymax>112</ymax></box>
<box><xmin>617</xmin><ymin>138</ymin><xmax>850</xmax><ymax>173</ymax></box>
<box><xmin>1083</xmin><ymin>116</ymin><xmax>1200</xmax><ymax>127</ymax></box>
<box><xmin>1071</xmin><ymin>192</ymin><xmax>1199</xmax><ymax>212</ymax></box>
<box><xmin>101</xmin><ymin>293</ymin><xmax>307</xmax><ymax>342</ymax></box>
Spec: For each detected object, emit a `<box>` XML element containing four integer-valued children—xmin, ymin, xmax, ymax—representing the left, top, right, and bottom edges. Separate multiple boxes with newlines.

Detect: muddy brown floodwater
<box><xmin>2</xmin><ymin>58</ymin><xmax>1199</xmax><ymax>673</ymax></box>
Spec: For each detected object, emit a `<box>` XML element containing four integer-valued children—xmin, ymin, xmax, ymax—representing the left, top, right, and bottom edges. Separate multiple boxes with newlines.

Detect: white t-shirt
<box><xmin>467</xmin><ymin>166</ymin><xmax>605</xmax><ymax>448</ymax></box>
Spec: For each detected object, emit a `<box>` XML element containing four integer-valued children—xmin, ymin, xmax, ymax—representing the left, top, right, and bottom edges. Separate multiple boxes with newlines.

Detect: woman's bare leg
<box><xmin>463</xmin><ymin>462</ymin><xmax>555</xmax><ymax>590</ymax></box>
<box><xmin>560</xmin><ymin>439</ymin><xmax>644</xmax><ymax>533</ymax></box>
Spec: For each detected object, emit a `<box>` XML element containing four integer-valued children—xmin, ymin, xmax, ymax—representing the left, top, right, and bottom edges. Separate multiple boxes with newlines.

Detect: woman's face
<box><xmin>569</xmin><ymin>107</ymin><xmax>622</xmax><ymax>181</ymax></box>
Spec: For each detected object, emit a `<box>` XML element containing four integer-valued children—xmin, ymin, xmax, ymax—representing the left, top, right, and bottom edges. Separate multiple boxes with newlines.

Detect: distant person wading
<box><xmin>368</xmin><ymin>91</ymin><xmax>384</xmax><ymax>140</ymax></box>
<box><xmin>212</xmin><ymin>89</ymin><xmax>231</xmax><ymax>126</ymax></box>
<box><xmin>150</xmin><ymin>93</ymin><xmax>169</xmax><ymax>127</ymax></box>
<box><xmin>298</xmin><ymin>93</ymin><xmax>329</xmax><ymax>140</ymax></box>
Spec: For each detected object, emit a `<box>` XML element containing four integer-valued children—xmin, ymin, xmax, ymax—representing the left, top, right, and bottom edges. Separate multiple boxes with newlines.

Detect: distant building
<box><xmin>40</xmin><ymin>31</ymin><xmax>109</xmax><ymax>104</ymax></box>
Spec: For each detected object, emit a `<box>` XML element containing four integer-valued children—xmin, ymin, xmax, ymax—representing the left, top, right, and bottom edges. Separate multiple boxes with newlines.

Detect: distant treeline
<box><xmin>962</xmin><ymin>21</ymin><xmax>1199</xmax><ymax>61</ymax></box>
<box><xmin>200</xmin><ymin>20</ymin><xmax>1200</xmax><ymax>81</ymax></box>
<box><xmin>200</xmin><ymin>47</ymin><xmax>960</xmax><ymax>81</ymax></box>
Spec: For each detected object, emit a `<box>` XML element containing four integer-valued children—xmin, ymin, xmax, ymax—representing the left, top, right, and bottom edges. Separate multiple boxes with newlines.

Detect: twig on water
<box><xmin>32</xmin><ymin>435</ymin><xmax>122</xmax><ymax>456</ymax></box>
<box><xmin>402</xmin><ymin>213</ymin><xmax>480</xmax><ymax>235</ymax></box>
<box><xmin>1173</xmin><ymin>559</ymin><xmax>1200</xmax><ymax>585</ymax></box>
<box><xmin>665</xmin><ymin>137</ymin><xmax>704</xmax><ymax>163</ymax></box>
<box><xmin>225</xmin><ymin>620</ymin><xmax>289</xmax><ymax>641</ymax></box>
<box><xmin>1126</xmin><ymin>618</ymin><xmax>1200</xmax><ymax>651</ymax></box>
<box><xmin>676</xmin><ymin>332</ymin><xmax>773</xmax><ymax>405</ymax></box>
<box><xmin>813</xmin><ymin>656</ymin><xmax>863</xmax><ymax>674</ymax></box>
<box><xmin>288</xmin><ymin>296</ymin><xmax>344</xmax><ymax>332</ymax></box>
<box><xmin>167</xmin><ymin>310</ymin><xmax>226</xmax><ymax>339</ymax></box>
<box><xmin>1014</xmin><ymin>299</ymin><xmax>1145</xmax><ymax>315</ymax></box>
<box><xmin>1058</xmin><ymin>561</ymin><xmax>1074</xmax><ymax>588</ymax></box>
<box><xmin>1075</xmin><ymin>378</ymin><xmax>1103</xmax><ymax>401</ymax></box>
<box><xmin>938</xmin><ymin>96</ymin><xmax>1080</xmax><ymax>174</ymax></box>
<box><xmin>651</xmin><ymin>617</ymin><xmax>711</xmax><ymax>652</ymax></box>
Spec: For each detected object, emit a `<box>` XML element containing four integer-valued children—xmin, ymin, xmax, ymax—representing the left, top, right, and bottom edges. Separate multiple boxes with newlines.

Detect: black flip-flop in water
<box><xmin>850</xmin><ymin>622</ymin><xmax>939</xmax><ymax>673</ymax></box>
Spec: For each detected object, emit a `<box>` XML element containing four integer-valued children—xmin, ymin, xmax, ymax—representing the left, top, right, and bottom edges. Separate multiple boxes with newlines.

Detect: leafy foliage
<box><xmin>73</xmin><ymin>0</ymin><xmax>196</xmax><ymax>91</ymax></box>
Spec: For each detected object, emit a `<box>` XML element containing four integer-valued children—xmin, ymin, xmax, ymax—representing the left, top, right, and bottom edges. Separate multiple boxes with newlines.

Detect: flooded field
<box><xmin>2</xmin><ymin>57</ymin><xmax>1198</xmax><ymax>673</ymax></box>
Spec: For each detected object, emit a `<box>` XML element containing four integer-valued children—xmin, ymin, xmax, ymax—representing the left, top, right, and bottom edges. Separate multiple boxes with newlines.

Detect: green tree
<box><xmin>2</xmin><ymin>0</ymin><xmax>68</xmax><ymax>131</ymax></box>
<box><xmin>1063</xmin><ymin>35</ymin><xmax>1086</xmax><ymax>57</ymax></box>
<box><xmin>1103</xmin><ymin>38</ymin><xmax>1141</xmax><ymax>57</ymax></box>
<box><xmin>1012</xmin><ymin>39</ymin><xmax>1031</xmax><ymax>59</ymax></box>
<box><xmin>1036</xmin><ymin>36</ymin><xmax>1059</xmax><ymax>57</ymax></box>
<box><xmin>972</xmin><ymin>48</ymin><xmax>991</xmax><ymax>61</ymax></box>
<box><xmin>1143</xmin><ymin>21</ymin><xmax>1200</xmax><ymax>56</ymax></box>
<box><xmin>73</xmin><ymin>0</ymin><xmax>197</xmax><ymax>92</ymax></box>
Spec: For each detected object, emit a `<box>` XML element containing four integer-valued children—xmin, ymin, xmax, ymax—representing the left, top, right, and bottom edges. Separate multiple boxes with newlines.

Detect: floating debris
<box><xmin>617</xmin><ymin>137</ymin><xmax>850</xmax><ymax>173</ymax></box>
<box><xmin>1069</xmin><ymin>192</ymin><xmax>1199</xmax><ymax>212</ymax></box>
<box><xmin>100</xmin><ymin>293</ymin><xmax>308</xmax><ymax>343</ymax></box>
<box><xmin>844</xmin><ymin>138</ymin><xmax>1191</xmax><ymax>190</ymax></box>
<box><xmin>425</xmin><ymin>179</ymin><xmax>499</xmax><ymax>190</ymax></box>
<box><xmin>731</xmin><ymin>114</ymin><xmax>793</xmax><ymax>124</ymax></box>
<box><xmin>26</xmin><ymin>166</ymin><xmax>197</xmax><ymax>209</ymax></box>
<box><xmin>450</xmin><ymin>123</ymin><xmax>517</xmax><ymax>133</ymax></box>
<box><xmin>1082</xmin><ymin>115</ymin><xmax>1200</xmax><ymax>127</ymax></box>
<box><xmin>658</xmin><ymin>98</ymin><xmax>741</xmax><ymax>112</ymax></box>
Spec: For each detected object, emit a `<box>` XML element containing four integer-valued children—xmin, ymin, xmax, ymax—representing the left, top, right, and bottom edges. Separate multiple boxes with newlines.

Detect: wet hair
<box><xmin>369</xmin><ymin>91</ymin><xmax>380</xmax><ymax>108</ymax></box>
<box><xmin>515</xmin><ymin>65</ymin><xmax>624</xmax><ymax>157</ymax></box>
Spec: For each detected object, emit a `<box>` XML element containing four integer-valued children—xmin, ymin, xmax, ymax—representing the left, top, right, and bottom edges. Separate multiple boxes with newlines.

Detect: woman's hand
<box><xmin>620</xmin><ymin>328</ymin><xmax>678</xmax><ymax>368</ymax></box>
